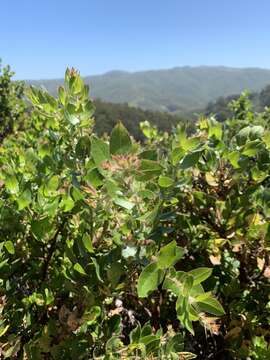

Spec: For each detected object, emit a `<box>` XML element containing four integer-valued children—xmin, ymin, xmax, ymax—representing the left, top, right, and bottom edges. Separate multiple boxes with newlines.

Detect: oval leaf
<box><xmin>110</xmin><ymin>122</ymin><xmax>132</xmax><ymax>155</ymax></box>
<box><xmin>137</xmin><ymin>262</ymin><xmax>164</xmax><ymax>298</ymax></box>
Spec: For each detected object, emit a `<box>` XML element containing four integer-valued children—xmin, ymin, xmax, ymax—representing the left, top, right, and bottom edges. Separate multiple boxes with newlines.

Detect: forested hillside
<box><xmin>28</xmin><ymin>66</ymin><xmax>270</xmax><ymax>113</ymax></box>
<box><xmin>205</xmin><ymin>84</ymin><xmax>270</xmax><ymax>121</ymax></box>
<box><xmin>0</xmin><ymin>62</ymin><xmax>187</xmax><ymax>142</ymax></box>
<box><xmin>94</xmin><ymin>99</ymin><xmax>188</xmax><ymax>140</ymax></box>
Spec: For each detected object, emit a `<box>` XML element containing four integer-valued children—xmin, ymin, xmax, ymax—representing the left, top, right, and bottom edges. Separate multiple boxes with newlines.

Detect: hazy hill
<box><xmin>205</xmin><ymin>83</ymin><xmax>270</xmax><ymax>121</ymax></box>
<box><xmin>28</xmin><ymin>66</ymin><xmax>270</xmax><ymax>113</ymax></box>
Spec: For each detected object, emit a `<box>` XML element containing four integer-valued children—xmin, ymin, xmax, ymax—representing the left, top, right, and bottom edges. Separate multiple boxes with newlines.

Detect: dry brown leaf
<box><xmin>210</xmin><ymin>254</ymin><xmax>221</xmax><ymax>265</ymax></box>
<box><xmin>201</xmin><ymin>315</ymin><xmax>221</xmax><ymax>335</ymax></box>
<box><xmin>263</xmin><ymin>266</ymin><xmax>270</xmax><ymax>278</ymax></box>
<box><xmin>232</xmin><ymin>243</ymin><xmax>242</xmax><ymax>253</ymax></box>
<box><xmin>257</xmin><ymin>257</ymin><xmax>265</xmax><ymax>271</ymax></box>
<box><xmin>67</xmin><ymin>312</ymin><xmax>80</xmax><ymax>331</ymax></box>
<box><xmin>224</xmin><ymin>326</ymin><xmax>242</xmax><ymax>340</ymax></box>
<box><xmin>205</xmin><ymin>172</ymin><xmax>219</xmax><ymax>187</ymax></box>
<box><xmin>108</xmin><ymin>307</ymin><xmax>123</xmax><ymax>317</ymax></box>
<box><xmin>59</xmin><ymin>305</ymin><xmax>71</xmax><ymax>324</ymax></box>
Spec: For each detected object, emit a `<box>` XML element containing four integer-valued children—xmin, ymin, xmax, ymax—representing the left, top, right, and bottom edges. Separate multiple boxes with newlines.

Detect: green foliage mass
<box><xmin>0</xmin><ymin>60</ymin><xmax>26</xmax><ymax>142</ymax></box>
<box><xmin>0</xmin><ymin>69</ymin><xmax>270</xmax><ymax>359</ymax></box>
<box><xmin>93</xmin><ymin>99</ymin><xmax>188</xmax><ymax>141</ymax></box>
<box><xmin>205</xmin><ymin>82</ymin><xmax>270</xmax><ymax>121</ymax></box>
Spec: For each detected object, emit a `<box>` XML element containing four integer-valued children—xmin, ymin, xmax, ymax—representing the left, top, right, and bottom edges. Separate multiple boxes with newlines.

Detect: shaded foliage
<box><xmin>0</xmin><ymin>61</ymin><xmax>26</xmax><ymax>141</ymax></box>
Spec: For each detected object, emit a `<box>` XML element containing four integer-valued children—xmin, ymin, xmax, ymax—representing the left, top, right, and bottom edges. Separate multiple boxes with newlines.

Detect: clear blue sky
<box><xmin>1</xmin><ymin>0</ymin><xmax>270</xmax><ymax>79</ymax></box>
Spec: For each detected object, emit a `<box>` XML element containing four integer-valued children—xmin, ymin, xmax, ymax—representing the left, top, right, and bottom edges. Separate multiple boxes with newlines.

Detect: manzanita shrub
<box><xmin>0</xmin><ymin>60</ymin><xmax>26</xmax><ymax>142</ymax></box>
<box><xmin>0</xmin><ymin>69</ymin><xmax>269</xmax><ymax>359</ymax></box>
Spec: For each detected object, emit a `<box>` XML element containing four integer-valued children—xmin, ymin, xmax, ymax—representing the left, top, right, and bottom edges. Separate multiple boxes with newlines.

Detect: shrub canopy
<box><xmin>0</xmin><ymin>69</ymin><xmax>269</xmax><ymax>359</ymax></box>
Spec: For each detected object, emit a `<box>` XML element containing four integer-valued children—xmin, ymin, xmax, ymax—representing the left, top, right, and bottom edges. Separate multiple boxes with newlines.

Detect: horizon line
<box><xmin>16</xmin><ymin>64</ymin><xmax>270</xmax><ymax>82</ymax></box>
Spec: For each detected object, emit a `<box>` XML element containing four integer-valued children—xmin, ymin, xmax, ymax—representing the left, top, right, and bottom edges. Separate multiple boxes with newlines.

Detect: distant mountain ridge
<box><xmin>27</xmin><ymin>66</ymin><xmax>270</xmax><ymax>113</ymax></box>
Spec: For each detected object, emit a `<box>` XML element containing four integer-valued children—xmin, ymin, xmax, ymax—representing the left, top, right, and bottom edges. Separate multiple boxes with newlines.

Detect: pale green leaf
<box><xmin>137</xmin><ymin>262</ymin><xmax>164</xmax><ymax>298</ymax></box>
<box><xmin>91</xmin><ymin>136</ymin><xmax>110</xmax><ymax>166</ymax></box>
<box><xmin>74</xmin><ymin>263</ymin><xmax>87</xmax><ymax>275</ymax></box>
<box><xmin>197</xmin><ymin>295</ymin><xmax>225</xmax><ymax>316</ymax></box>
<box><xmin>157</xmin><ymin>241</ymin><xmax>184</xmax><ymax>269</ymax></box>
<box><xmin>188</xmin><ymin>267</ymin><xmax>212</xmax><ymax>285</ymax></box>
<box><xmin>4</xmin><ymin>241</ymin><xmax>15</xmax><ymax>255</ymax></box>
<box><xmin>158</xmin><ymin>176</ymin><xmax>174</xmax><ymax>188</ymax></box>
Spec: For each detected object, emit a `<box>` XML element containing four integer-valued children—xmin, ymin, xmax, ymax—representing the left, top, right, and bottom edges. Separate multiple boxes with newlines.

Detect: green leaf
<box><xmin>242</xmin><ymin>140</ymin><xmax>261</xmax><ymax>157</ymax></box>
<box><xmin>44</xmin><ymin>175</ymin><xmax>59</xmax><ymax>196</ymax></box>
<box><xmin>137</xmin><ymin>262</ymin><xmax>164</xmax><ymax>298</ymax></box>
<box><xmin>237</xmin><ymin>126</ymin><xmax>251</xmax><ymax>145</ymax></box>
<box><xmin>4</xmin><ymin>241</ymin><xmax>15</xmax><ymax>255</ymax></box>
<box><xmin>171</xmin><ymin>147</ymin><xmax>185</xmax><ymax>165</ymax></box>
<box><xmin>72</xmin><ymin>75</ymin><xmax>84</xmax><ymax>94</ymax></box>
<box><xmin>209</xmin><ymin>121</ymin><xmax>222</xmax><ymax>140</ymax></box>
<box><xmin>182</xmin><ymin>274</ymin><xmax>194</xmax><ymax>296</ymax></box>
<box><xmin>85</xmin><ymin>168</ymin><xmax>104</xmax><ymax>188</ymax></box>
<box><xmin>31</xmin><ymin>218</ymin><xmax>50</xmax><ymax>241</ymax></box>
<box><xmin>5</xmin><ymin>175</ymin><xmax>19</xmax><ymax>194</ymax></box>
<box><xmin>60</xmin><ymin>195</ymin><xmax>74</xmax><ymax>212</ymax></box>
<box><xmin>180</xmin><ymin>151</ymin><xmax>201</xmax><ymax>170</ymax></box>
<box><xmin>181</xmin><ymin>137</ymin><xmax>201</xmax><ymax>152</ymax></box>
<box><xmin>75</xmin><ymin>135</ymin><xmax>91</xmax><ymax>159</ymax></box>
<box><xmin>82</xmin><ymin>234</ymin><xmax>94</xmax><ymax>253</ymax></box>
<box><xmin>74</xmin><ymin>263</ymin><xmax>87</xmax><ymax>275</ymax></box>
<box><xmin>65</xmin><ymin>111</ymin><xmax>80</xmax><ymax>125</ymax></box>
<box><xmin>251</xmin><ymin>166</ymin><xmax>268</xmax><ymax>183</ymax></box>
<box><xmin>197</xmin><ymin>295</ymin><xmax>225</xmax><ymax>316</ymax></box>
<box><xmin>44</xmin><ymin>288</ymin><xmax>54</xmax><ymax>305</ymax></box>
<box><xmin>106</xmin><ymin>335</ymin><xmax>122</xmax><ymax>353</ymax></box>
<box><xmin>157</xmin><ymin>241</ymin><xmax>184</xmax><ymax>269</ymax></box>
<box><xmin>113</xmin><ymin>197</ymin><xmax>135</xmax><ymax>210</ymax></box>
<box><xmin>165</xmin><ymin>333</ymin><xmax>184</xmax><ymax>353</ymax></box>
<box><xmin>138</xmin><ymin>202</ymin><xmax>161</xmax><ymax>225</ymax></box>
<box><xmin>176</xmin><ymin>295</ymin><xmax>194</xmax><ymax>334</ymax></box>
<box><xmin>58</xmin><ymin>86</ymin><xmax>66</xmax><ymax>105</ymax></box>
<box><xmin>0</xmin><ymin>324</ymin><xmax>9</xmax><ymax>337</ymax></box>
<box><xmin>140</xmin><ymin>120</ymin><xmax>157</xmax><ymax>139</ymax></box>
<box><xmin>158</xmin><ymin>176</ymin><xmax>174</xmax><ymax>188</ymax></box>
<box><xmin>91</xmin><ymin>257</ymin><xmax>103</xmax><ymax>282</ymax></box>
<box><xmin>139</xmin><ymin>149</ymin><xmax>157</xmax><ymax>161</ymax></box>
<box><xmin>263</xmin><ymin>130</ymin><xmax>270</xmax><ymax>149</ymax></box>
<box><xmin>91</xmin><ymin>136</ymin><xmax>110</xmax><ymax>166</ymax></box>
<box><xmin>17</xmin><ymin>189</ymin><xmax>32</xmax><ymax>210</ymax></box>
<box><xmin>130</xmin><ymin>324</ymin><xmax>141</xmax><ymax>343</ymax></box>
<box><xmin>104</xmin><ymin>179</ymin><xmax>119</xmax><ymax>198</ymax></box>
<box><xmin>188</xmin><ymin>267</ymin><xmax>212</xmax><ymax>285</ymax></box>
<box><xmin>107</xmin><ymin>262</ymin><xmax>124</xmax><ymax>287</ymax></box>
<box><xmin>110</xmin><ymin>122</ymin><xmax>132</xmax><ymax>155</ymax></box>
<box><xmin>249</xmin><ymin>125</ymin><xmax>264</xmax><ymax>140</ymax></box>
<box><xmin>71</xmin><ymin>186</ymin><xmax>84</xmax><ymax>201</ymax></box>
<box><xmin>137</xmin><ymin>160</ymin><xmax>162</xmax><ymax>181</ymax></box>
<box><xmin>141</xmin><ymin>323</ymin><xmax>152</xmax><ymax>338</ymax></box>
<box><xmin>227</xmin><ymin>151</ymin><xmax>240</xmax><ymax>168</ymax></box>
<box><xmin>163</xmin><ymin>269</ymin><xmax>186</xmax><ymax>296</ymax></box>
<box><xmin>140</xmin><ymin>334</ymin><xmax>158</xmax><ymax>346</ymax></box>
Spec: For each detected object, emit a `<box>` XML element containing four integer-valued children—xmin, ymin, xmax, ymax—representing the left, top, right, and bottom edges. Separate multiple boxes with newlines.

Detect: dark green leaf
<box><xmin>110</xmin><ymin>122</ymin><xmax>132</xmax><ymax>155</ymax></box>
